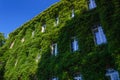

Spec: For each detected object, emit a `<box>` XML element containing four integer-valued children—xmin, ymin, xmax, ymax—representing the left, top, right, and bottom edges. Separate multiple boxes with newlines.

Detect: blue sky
<box><xmin>0</xmin><ymin>0</ymin><xmax>59</xmax><ymax>37</ymax></box>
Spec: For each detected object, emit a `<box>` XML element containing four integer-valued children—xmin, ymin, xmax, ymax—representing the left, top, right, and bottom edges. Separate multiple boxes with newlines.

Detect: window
<box><xmin>10</xmin><ymin>41</ymin><xmax>14</xmax><ymax>49</ymax></box>
<box><xmin>51</xmin><ymin>43</ymin><xmax>58</xmax><ymax>56</ymax></box>
<box><xmin>71</xmin><ymin>37</ymin><xmax>79</xmax><ymax>52</ymax></box>
<box><xmin>52</xmin><ymin>77</ymin><xmax>58</xmax><ymax>80</ymax></box>
<box><xmin>32</xmin><ymin>31</ymin><xmax>35</xmax><ymax>37</ymax></box>
<box><xmin>21</xmin><ymin>38</ymin><xmax>25</xmax><ymax>43</ymax></box>
<box><xmin>88</xmin><ymin>0</ymin><xmax>96</xmax><ymax>9</ymax></box>
<box><xmin>105</xmin><ymin>68</ymin><xmax>120</xmax><ymax>80</ymax></box>
<box><xmin>74</xmin><ymin>74</ymin><xmax>82</xmax><ymax>80</ymax></box>
<box><xmin>15</xmin><ymin>59</ymin><xmax>18</xmax><ymax>67</ymax></box>
<box><xmin>71</xmin><ymin>9</ymin><xmax>75</xmax><ymax>18</ymax></box>
<box><xmin>54</xmin><ymin>17</ymin><xmax>59</xmax><ymax>26</ymax></box>
<box><xmin>93</xmin><ymin>25</ymin><xmax>107</xmax><ymax>45</ymax></box>
<box><xmin>36</xmin><ymin>54</ymin><xmax>41</xmax><ymax>63</ymax></box>
<box><xmin>56</xmin><ymin>17</ymin><xmax>59</xmax><ymax>25</ymax></box>
<box><xmin>41</xmin><ymin>24</ymin><xmax>46</xmax><ymax>32</ymax></box>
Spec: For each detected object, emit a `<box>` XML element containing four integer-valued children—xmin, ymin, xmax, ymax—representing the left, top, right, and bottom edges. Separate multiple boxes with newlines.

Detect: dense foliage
<box><xmin>0</xmin><ymin>0</ymin><xmax>120</xmax><ymax>80</ymax></box>
<box><xmin>0</xmin><ymin>33</ymin><xmax>6</xmax><ymax>79</ymax></box>
<box><xmin>0</xmin><ymin>33</ymin><xmax>5</xmax><ymax>47</ymax></box>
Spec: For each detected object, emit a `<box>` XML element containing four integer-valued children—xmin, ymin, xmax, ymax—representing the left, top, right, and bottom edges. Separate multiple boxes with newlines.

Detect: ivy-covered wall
<box><xmin>0</xmin><ymin>0</ymin><xmax>120</xmax><ymax>80</ymax></box>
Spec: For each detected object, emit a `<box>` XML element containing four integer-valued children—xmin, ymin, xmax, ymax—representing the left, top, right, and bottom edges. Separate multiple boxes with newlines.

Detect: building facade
<box><xmin>0</xmin><ymin>0</ymin><xmax>120</xmax><ymax>80</ymax></box>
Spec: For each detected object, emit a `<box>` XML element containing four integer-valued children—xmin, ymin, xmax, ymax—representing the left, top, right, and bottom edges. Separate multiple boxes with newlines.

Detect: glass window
<box><xmin>36</xmin><ymin>54</ymin><xmax>41</xmax><ymax>63</ymax></box>
<box><xmin>71</xmin><ymin>37</ymin><xmax>79</xmax><ymax>52</ymax></box>
<box><xmin>71</xmin><ymin>9</ymin><xmax>75</xmax><ymax>18</ymax></box>
<box><xmin>32</xmin><ymin>31</ymin><xmax>35</xmax><ymax>37</ymax></box>
<box><xmin>21</xmin><ymin>38</ymin><xmax>25</xmax><ymax>43</ymax></box>
<box><xmin>54</xmin><ymin>17</ymin><xmax>59</xmax><ymax>26</ymax></box>
<box><xmin>52</xmin><ymin>77</ymin><xmax>58</xmax><ymax>80</ymax></box>
<box><xmin>74</xmin><ymin>74</ymin><xmax>82</xmax><ymax>80</ymax></box>
<box><xmin>41</xmin><ymin>24</ymin><xmax>46</xmax><ymax>32</ymax></box>
<box><xmin>93</xmin><ymin>25</ymin><xmax>107</xmax><ymax>45</ymax></box>
<box><xmin>105</xmin><ymin>68</ymin><xmax>120</xmax><ymax>80</ymax></box>
<box><xmin>89</xmin><ymin>0</ymin><xmax>97</xmax><ymax>9</ymax></box>
<box><xmin>10</xmin><ymin>41</ymin><xmax>15</xmax><ymax>49</ymax></box>
<box><xmin>51</xmin><ymin>43</ymin><xmax>58</xmax><ymax>56</ymax></box>
<box><xmin>15</xmin><ymin>59</ymin><xmax>18</xmax><ymax>66</ymax></box>
<box><xmin>56</xmin><ymin>17</ymin><xmax>59</xmax><ymax>25</ymax></box>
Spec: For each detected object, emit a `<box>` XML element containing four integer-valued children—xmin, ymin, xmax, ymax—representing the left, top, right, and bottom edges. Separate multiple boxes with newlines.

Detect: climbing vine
<box><xmin>0</xmin><ymin>0</ymin><xmax>120</xmax><ymax>80</ymax></box>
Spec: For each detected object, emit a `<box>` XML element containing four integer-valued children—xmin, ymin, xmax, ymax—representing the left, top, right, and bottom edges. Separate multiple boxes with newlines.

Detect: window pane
<box><xmin>71</xmin><ymin>39</ymin><xmax>74</xmax><ymax>52</ymax></box>
<box><xmin>98</xmin><ymin>26</ymin><xmax>107</xmax><ymax>44</ymax></box>
<box><xmin>106</xmin><ymin>69</ymin><xmax>120</xmax><ymax>80</ymax></box>
<box><xmin>41</xmin><ymin>25</ymin><xmax>46</xmax><ymax>32</ymax></box>
<box><xmin>74</xmin><ymin>76</ymin><xmax>82</xmax><ymax>80</ymax></box>
<box><xmin>72</xmin><ymin>9</ymin><xmax>75</xmax><ymax>18</ymax></box>
<box><xmin>89</xmin><ymin>0</ymin><xmax>96</xmax><ymax>9</ymax></box>
<box><xmin>52</xmin><ymin>43</ymin><xmax>57</xmax><ymax>56</ymax></box>
<box><xmin>56</xmin><ymin>17</ymin><xmax>59</xmax><ymax>25</ymax></box>
<box><xmin>71</xmin><ymin>38</ymin><xmax>79</xmax><ymax>52</ymax></box>
<box><xmin>32</xmin><ymin>31</ymin><xmax>34</xmax><ymax>37</ymax></box>
<box><xmin>52</xmin><ymin>77</ymin><xmax>58</xmax><ymax>80</ymax></box>
<box><xmin>74</xmin><ymin>39</ymin><xmax>79</xmax><ymax>51</ymax></box>
<box><xmin>93</xmin><ymin>26</ymin><xmax>107</xmax><ymax>45</ymax></box>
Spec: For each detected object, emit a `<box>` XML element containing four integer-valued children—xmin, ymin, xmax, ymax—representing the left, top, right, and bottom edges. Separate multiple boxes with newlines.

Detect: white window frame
<box><xmin>41</xmin><ymin>24</ymin><xmax>46</xmax><ymax>32</ymax></box>
<box><xmin>74</xmin><ymin>74</ymin><xmax>83</xmax><ymax>80</ymax></box>
<box><xmin>105</xmin><ymin>68</ymin><xmax>120</xmax><ymax>80</ymax></box>
<box><xmin>51</xmin><ymin>43</ymin><xmax>58</xmax><ymax>56</ymax></box>
<box><xmin>88</xmin><ymin>0</ymin><xmax>97</xmax><ymax>9</ymax></box>
<box><xmin>92</xmin><ymin>25</ymin><xmax>107</xmax><ymax>45</ymax></box>
<box><xmin>71</xmin><ymin>37</ymin><xmax>79</xmax><ymax>52</ymax></box>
